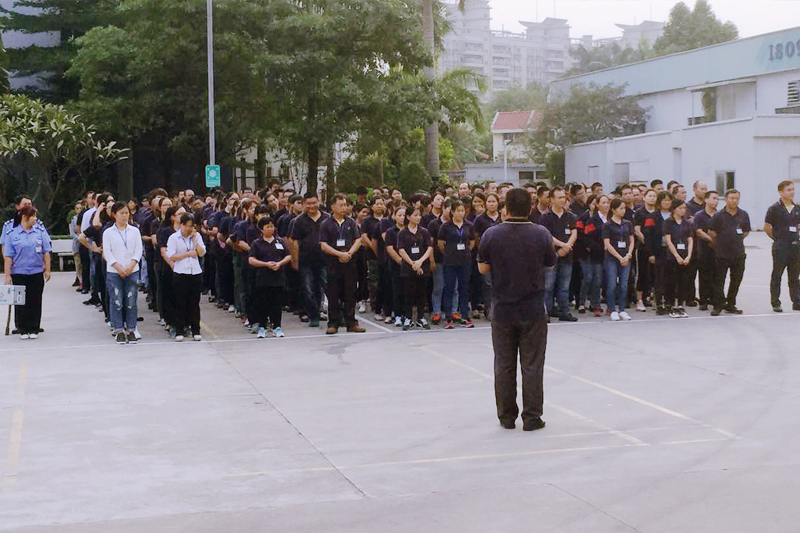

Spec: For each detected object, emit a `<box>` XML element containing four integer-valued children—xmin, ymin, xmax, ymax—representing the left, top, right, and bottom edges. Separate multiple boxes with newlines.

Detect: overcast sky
<box><xmin>482</xmin><ymin>0</ymin><xmax>800</xmax><ymax>40</ymax></box>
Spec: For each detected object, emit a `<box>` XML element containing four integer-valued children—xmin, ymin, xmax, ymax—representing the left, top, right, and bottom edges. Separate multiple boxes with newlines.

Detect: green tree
<box><xmin>0</xmin><ymin>0</ymin><xmax>120</xmax><ymax>102</ymax></box>
<box><xmin>483</xmin><ymin>82</ymin><xmax>547</xmax><ymax>116</ymax></box>
<box><xmin>0</xmin><ymin>30</ymin><xmax>9</xmax><ymax>94</ymax></box>
<box><xmin>566</xmin><ymin>40</ymin><xmax>654</xmax><ymax>76</ymax></box>
<box><xmin>654</xmin><ymin>0</ymin><xmax>738</xmax><ymax>56</ymax></box>
<box><xmin>0</xmin><ymin>93</ymin><xmax>126</xmax><ymax>224</ymax></box>
<box><xmin>524</xmin><ymin>83</ymin><xmax>647</xmax><ymax>184</ymax></box>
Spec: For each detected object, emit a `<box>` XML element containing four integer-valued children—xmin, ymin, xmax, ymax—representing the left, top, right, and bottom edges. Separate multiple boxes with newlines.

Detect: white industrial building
<box><xmin>441</xmin><ymin>0</ymin><xmax>572</xmax><ymax>97</ymax></box>
<box><xmin>551</xmin><ymin>26</ymin><xmax>800</xmax><ymax>226</ymax></box>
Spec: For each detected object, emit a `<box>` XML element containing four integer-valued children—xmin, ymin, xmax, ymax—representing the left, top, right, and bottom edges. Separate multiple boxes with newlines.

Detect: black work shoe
<box><xmin>656</xmin><ymin>306</ymin><xmax>667</xmax><ymax>316</ymax></box>
<box><xmin>685</xmin><ymin>300</ymin><xmax>698</xmax><ymax>307</ymax></box>
<box><xmin>773</xmin><ymin>305</ymin><xmax>783</xmax><ymax>313</ymax></box>
<box><xmin>523</xmin><ymin>418</ymin><xmax>546</xmax><ymax>431</ymax></box>
<box><xmin>115</xmin><ymin>332</ymin><xmax>127</xmax><ymax>344</ymax></box>
<box><xmin>725</xmin><ymin>305</ymin><xmax>743</xmax><ymax>315</ymax></box>
<box><xmin>499</xmin><ymin>420</ymin><xmax>515</xmax><ymax>430</ymax></box>
<box><xmin>710</xmin><ymin>307</ymin><xmax>722</xmax><ymax>316</ymax></box>
<box><xmin>559</xmin><ymin>314</ymin><xmax>578</xmax><ymax>322</ymax></box>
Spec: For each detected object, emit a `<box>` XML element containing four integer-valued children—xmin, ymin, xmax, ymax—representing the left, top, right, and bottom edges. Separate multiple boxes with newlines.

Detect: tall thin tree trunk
<box><xmin>306</xmin><ymin>141</ymin><xmax>319</xmax><ymax>195</ymax></box>
<box><xmin>325</xmin><ymin>143</ymin><xmax>336</xmax><ymax>197</ymax></box>
<box><xmin>255</xmin><ymin>139</ymin><xmax>266</xmax><ymax>189</ymax></box>
<box><xmin>422</xmin><ymin>0</ymin><xmax>440</xmax><ymax>181</ymax></box>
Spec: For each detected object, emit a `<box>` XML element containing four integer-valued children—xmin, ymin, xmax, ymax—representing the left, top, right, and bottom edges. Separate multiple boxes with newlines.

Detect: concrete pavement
<box><xmin>2</xmin><ymin>232</ymin><xmax>800</xmax><ymax>532</ymax></box>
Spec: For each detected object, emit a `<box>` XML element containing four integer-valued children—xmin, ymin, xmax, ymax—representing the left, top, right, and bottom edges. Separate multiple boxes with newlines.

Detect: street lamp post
<box><xmin>503</xmin><ymin>138</ymin><xmax>512</xmax><ymax>184</ymax></box>
<box><xmin>207</xmin><ymin>0</ymin><xmax>216</xmax><ymax>166</ymax></box>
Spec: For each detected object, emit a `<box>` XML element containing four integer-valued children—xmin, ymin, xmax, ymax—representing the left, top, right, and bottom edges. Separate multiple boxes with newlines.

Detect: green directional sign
<box><xmin>205</xmin><ymin>165</ymin><xmax>221</xmax><ymax>188</ymax></box>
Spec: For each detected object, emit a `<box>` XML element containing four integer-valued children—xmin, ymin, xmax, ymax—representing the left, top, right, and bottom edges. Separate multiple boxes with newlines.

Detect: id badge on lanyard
<box><xmin>456</xmin><ymin>226</ymin><xmax>466</xmax><ymax>251</ymax></box>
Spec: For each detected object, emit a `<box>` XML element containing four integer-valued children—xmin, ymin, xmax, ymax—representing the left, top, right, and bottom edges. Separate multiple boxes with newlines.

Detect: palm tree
<box><xmin>421</xmin><ymin>0</ymin><xmax>467</xmax><ymax>181</ymax></box>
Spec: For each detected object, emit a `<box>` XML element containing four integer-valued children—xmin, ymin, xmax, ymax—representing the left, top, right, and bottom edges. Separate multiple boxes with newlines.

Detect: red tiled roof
<box><xmin>492</xmin><ymin>110</ymin><xmax>540</xmax><ymax>131</ymax></box>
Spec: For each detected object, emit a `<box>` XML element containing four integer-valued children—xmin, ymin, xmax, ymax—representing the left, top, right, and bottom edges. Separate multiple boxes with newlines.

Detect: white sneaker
<box><xmin>257</xmin><ymin>327</ymin><xmax>267</xmax><ymax>338</ymax></box>
<box><xmin>384</xmin><ymin>316</ymin><xmax>393</xmax><ymax>324</ymax></box>
<box><xmin>274</xmin><ymin>327</ymin><xmax>285</xmax><ymax>338</ymax></box>
<box><xmin>394</xmin><ymin>316</ymin><xmax>403</xmax><ymax>327</ymax></box>
<box><xmin>227</xmin><ymin>305</ymin><xmax>235</xmax><ymax>313</ymax></box>
<box><xmin>619</xmin><ymin>311</ymin><xmax>632</xmax><ymax>321</ymax></box>
<box><xmin>193</xmin><ymin>334</ymin><xmax>202</xmax><ymax>341</ymax></box>
<box><xmin>610</xmin><ymin>312</ymin><xmax>620</xmax><ymax>321</ymax></box>
<box><xmin>374</xmin><ymin>314</ymin><xmax>384</xmax><ymax>321</ymax></box>
<box><xmin>175</xmin><ymin>335</ymin><xmax>185</xmax><ymax>342</ymax></box>
<box><xmin>20</xmin><ymin>333</ymin><xmax>30</xmax><ymax>340</ymax></box>
<box><xmin>669</xmin><ymin>309</ymin><xmax>681</xmax><ymax>318</ymax></box>
<box><xmin>636</xmin><ymin>301</ymin><xmax>646</xmax><ymax>312</ymax></box>
<box><xmin>320</xmin><ymin>311</ymin><xmax>328</xmax><ymax>321</ymax></box>
<box><xmin>358</xmin><ymin>302</ymin><xmax>367</xmax><ymax>314</ymax></box>
<box><xmin>133</xmin><ymin>328</ymin><xmax>142</xmax><ymax>340</ymax></box>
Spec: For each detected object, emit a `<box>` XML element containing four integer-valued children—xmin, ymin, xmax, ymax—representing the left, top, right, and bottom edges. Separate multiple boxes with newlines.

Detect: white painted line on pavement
<box><xmin>355</xmin><ymin>314</ymin><xmax>393</xmax><ymax>333</ymax></box>
<box><xmin>3</xmin><ymin>361</ymin><xmax>27</xmax><ymax>491</ymax></box>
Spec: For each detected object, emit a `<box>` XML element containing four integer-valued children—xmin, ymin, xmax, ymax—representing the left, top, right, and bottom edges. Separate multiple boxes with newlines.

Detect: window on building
<box><xmin>614</xmin><ymin>163</ymin><xmax>629</xmax><ymax>187</ymax></box>
<box><xmin>503</xmin><ymin>133</ymin><xmax>516</xmax><ymax>142</ymax></box>
<box><xmin>788</xmin><ymin>81</ymin><xmax>800</xmax><ymax>106</ymax></box>
<box><xmin>715</xmin><ymin>171</ymin><xmax>735</xmax><ymax>194</ymax></box>
<box><xmin>519</xmin><ymin>171</ymin><xmax>535</xmax><ymax>182</ymax></box>
<box><xmin>790</xmin><ymin>157</ymin><xmax>800</xmax><ymax>182</ymax></box>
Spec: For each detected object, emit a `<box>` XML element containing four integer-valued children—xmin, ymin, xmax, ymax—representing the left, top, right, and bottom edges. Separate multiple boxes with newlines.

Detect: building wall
<box><xmin>566</xmin><ymin>116</ymin><xmax>800</xmax><ymax>226</ymax></box>
<box><xmin>757</xmin><ymin>69</ymin><xmax>800</xmax><ymax>112</ymax></box>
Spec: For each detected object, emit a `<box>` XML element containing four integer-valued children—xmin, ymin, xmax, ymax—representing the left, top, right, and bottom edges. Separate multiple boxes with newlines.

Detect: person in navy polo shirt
<box><xmin>319</xmin><ymin>193</ymin><xmax>366</xmax><ymax>335</ymax></box>
<box><xmin>3</xmin><ymin>205</ymin><xmax>52</xmax><ymax>340</ymax></box>
<box><xmin>479</xmin><ymin>188</ymin><xmax>556</xmax><ymax>431</ymax></box>
<box><xmin>540</xmin><ymin>187</ymin><xmax>578</xmax><ymax>322</ymax></box>
<box><xmin>764</xmin><ymin>180</ymin><xmax>800</xmax><ymax>312</ymax></box>
<box><xmin>692</xmin><ymin>191</ymin><xmax>719</xmax><ymax>311</ymax></box>
<box><xmin>289</xmin><ymin>192</ymin><xmax>329</xmax><ymax>328</ymax></box>
<box><xmin>709</xmin><ymin>189</ymin><xmax>751</xmax><ymax>316</ymax></box>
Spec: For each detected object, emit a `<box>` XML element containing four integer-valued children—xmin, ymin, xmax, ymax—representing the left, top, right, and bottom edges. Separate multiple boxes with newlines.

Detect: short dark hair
<box><xmin>537</xmin><ymin>186</ymin><xmax>549</xmax><ymax>198</ymax></box>
<box><xmin>569</xmin><ymin>183</ymin><xmax>584</xmax><ymax>196</ymax></box>
<box><xmin>670</xmin><ymin>199</ymin><xmax>686</xmax><ymax>212</ymax></box>
<box><xmin>548</xmin><ymin>186</ymin><xmax>565</xmax><ymax>199</ymax></box>
<box><xmin>15</xmin><ymin>205</ymin><xmax>37</xmax><ymax>225</ymax></box>
<box><xmin>303</xmin><ymin>191</ymin><xmax>318</xmax><ymax>200</ymax></box>
<box><xmin>14</xmin><ymin>194</ymin><xmax>32</xmax><ymax>206</ymax></box>
<box><xmin>110</xmin><ymin>202</ymin><xmax>127</xmax><ymax>215</ymax></box>
<box><xmin>610</xmin><ymin>198</ymin><xmax>625</xmax><ymax>212</ymax></box>
<box><xmin>257</xmin><ymin>216</ymin><xmax>274</xmax><ymax>229</ymax></box>
<box><xmin>650</xmin><ymin>179</ymin><xmax>663</xmax><ymax>188</ymax></box>
<box><xmin>332</xmin><ymin>193</ymin><xmax>348</xmax><ymax>204</ymax></box>
<box><xmin>620</xmin><ymin>184</ymin><xmax>632</xmax><ymax>193</ymax></box>
<box><xmin>725</xmin><ymin>189</ymin><xmax>740</xmax><ymax>197</ymax></box>
<box><xmin>705</xmin><ymin>190</ymin><xmax>719</xmax><ymax>198</ymax></box>
<box><xmin>355</xmin><ymin>186</ymin><xmax>368</xmax><ymax>196</ymax></box>
<box><xmin>505</xmin><ymin>188</ymin><xmax>532</xmax><ymax>218</ymax></box>
<box><xmin>778</xmin><ymin>180</ymin><xmax>793</xmax><ymax>192</ymax></box>
<box><xmin>656</xmin><ymin>191</ymin><xmax>673</xmax><ymax>205</ymax></box>
<box><xmin>289</xmin><ymin>194</ymin><xmax>303</xmax><ymax>204</ymax></box>
<box><xmin>179</xmin><ymin>213</ymin><xmax>195</xmax><ymax>225</ymax></box>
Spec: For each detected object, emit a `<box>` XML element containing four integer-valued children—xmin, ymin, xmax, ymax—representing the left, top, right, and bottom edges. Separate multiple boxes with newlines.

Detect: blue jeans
<box><xmin>443</xmin><ymin>264</ymin><xmax>470</xmax><ymax>319</ymax></box>
<box><xmin>107</xmin><ymin>270</ymin><xmax>139</xmax><ymax>332</ymax></box>
<box><xmin>544</xmin><ymin>262</ymin><xmax>573</xmax><ymax>316</ymax></box>
<box><xmin>301</xmin><ymin>263</ymin><xmax>327</xmax><ymax>320</ymax></box>
<box><xmin>432</xmin><ymin>266</ymin><xmax>458</xmax><ymax>315</ymax></box>
<box><xmin>580</xmin><ymin>260</ymin><xmax>603</xmax><ymax>308</ymax></box>
<box><xmin>139</xmin><ymin>255</ymin><xmax>149</xmax><ymax>286</ymax></box>
<box><xmin>605</xmin><ymin>257</ymin><xmax>631</xmax><ymax>313</ymax></box>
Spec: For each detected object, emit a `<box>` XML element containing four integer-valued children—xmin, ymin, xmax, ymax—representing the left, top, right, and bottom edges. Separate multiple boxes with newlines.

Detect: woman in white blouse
<box><xmin>167</xmin><ymin>213</ymin><xmax>207</xmax><ymax>342</ymax></box>
<box><xmin>102</xmin><ymin>202</ymin><xmax>144</xmax><ymax>344</ymax></box>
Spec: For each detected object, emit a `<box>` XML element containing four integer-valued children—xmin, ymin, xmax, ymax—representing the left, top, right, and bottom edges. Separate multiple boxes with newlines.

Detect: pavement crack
<box><xmin>204</xmin><ymin>340</ymin><xmax>369</xmax><ymax>500</ymax></box>
<box><xmin>548</xmin><ymin>482</ymin><xmax>642</xmax><ymax>532</ymax></box>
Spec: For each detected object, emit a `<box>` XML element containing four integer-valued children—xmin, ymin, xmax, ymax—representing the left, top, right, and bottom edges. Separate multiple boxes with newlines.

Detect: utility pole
<box><xmin>206</xmin><ymin>0</ymin><xmax>216</xmax><ymax>166</ymax></box>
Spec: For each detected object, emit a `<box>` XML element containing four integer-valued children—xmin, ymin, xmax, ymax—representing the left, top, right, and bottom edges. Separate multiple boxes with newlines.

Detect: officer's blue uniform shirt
<box><xmin>1</xmin><ymin>218</ymin><xmax>46</xmax><ymax>248</ymax></box>
<box><xmin>3</xmin><ymin>224</ymin><xmax>52</xmax><ymax>275</ymax></box>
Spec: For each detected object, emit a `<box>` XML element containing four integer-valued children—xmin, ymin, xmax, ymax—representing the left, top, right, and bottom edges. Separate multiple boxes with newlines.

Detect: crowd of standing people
<box><xmin>3</xmin><ymin>175</ymin><xmax>800</xmax><ymax>343</ymax></box>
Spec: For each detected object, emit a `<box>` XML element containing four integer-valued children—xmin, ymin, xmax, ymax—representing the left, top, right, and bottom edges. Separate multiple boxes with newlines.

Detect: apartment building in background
<box><xmin>441</xmin><ymin>0</ymin><xmax>572</xmax><ymax>98</ymax></box>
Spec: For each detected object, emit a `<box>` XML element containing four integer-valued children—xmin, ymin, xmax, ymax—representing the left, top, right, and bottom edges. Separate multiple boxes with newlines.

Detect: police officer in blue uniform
<box><xmin>3</xmin><ymin>205</ymin><xmax>52</xmax><ymax>339</ymax></box>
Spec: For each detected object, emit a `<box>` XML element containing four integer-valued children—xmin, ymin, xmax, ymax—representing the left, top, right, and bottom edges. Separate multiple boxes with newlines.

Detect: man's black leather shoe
<box><xmin>523</xmin><ymin>418</ymin><xmax>546</xmax><ymax>431</ymax></box>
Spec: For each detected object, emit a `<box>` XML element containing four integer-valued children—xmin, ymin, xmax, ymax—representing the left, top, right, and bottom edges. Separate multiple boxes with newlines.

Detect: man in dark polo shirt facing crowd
<box><xmin>764</xmin><ymin>180</ymin><xmax>800</xmax><ymax>312</ymax></box>
<box><xmin>289</xmin><ymin>192</ymin><xmax>329</xmax><ymax>328</ymax></box>
<box><xmin>319</xmin><ymin>194</ymin><xmax>366</xmax><ymax>334</ymax></box>
<box><xmin>709</xmin><ymin>189</ymin><xmax>751</xmax><ymax>316</ymax></box>
<box><xmin>479</xmin><ymin>188</ymin><xmax>556</xmax><ymax>432</ymax></box>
